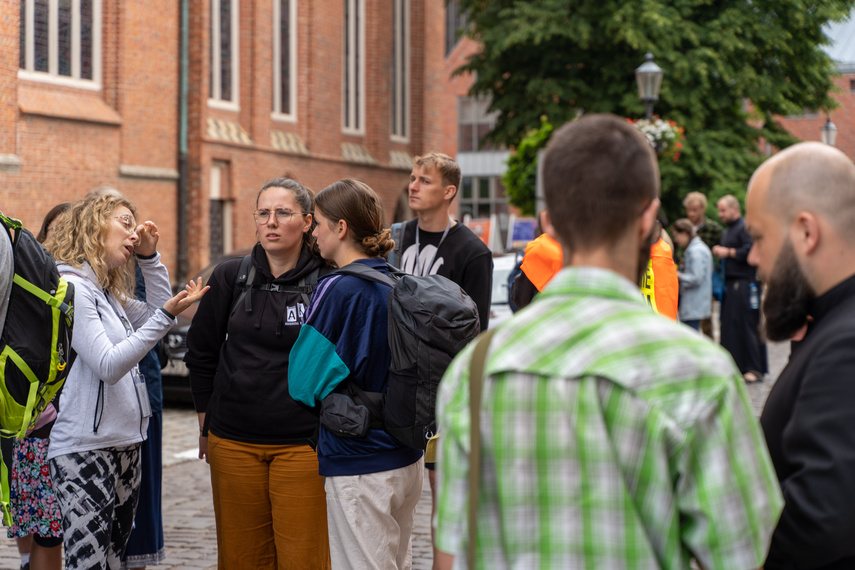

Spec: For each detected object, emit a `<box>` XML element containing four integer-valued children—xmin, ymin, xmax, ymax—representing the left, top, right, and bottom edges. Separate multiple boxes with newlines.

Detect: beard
<box><xmin>762</xmin><ymin>239</ymin><xmax>814</xmax><ymax>341</ymax></box>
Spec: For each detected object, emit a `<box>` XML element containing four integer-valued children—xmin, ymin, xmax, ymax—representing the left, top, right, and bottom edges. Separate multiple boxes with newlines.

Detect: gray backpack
<box><xmin>332</xmin><ymin>263</ymin><xmax>480</xmax><ymax>449</ymax></box>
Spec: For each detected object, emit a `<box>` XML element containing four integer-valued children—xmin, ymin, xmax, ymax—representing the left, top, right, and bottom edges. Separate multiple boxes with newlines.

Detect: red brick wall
<box><xmin>1</xmin><ymin>0</ymin><xmax>453</xmax><ymax>282</ymax></box>
<box><xmin>0</xmin><ymin>0</ymin><xmax>18</xmax><ymax>156</ymax></box>
<box><xmin>778</xmin><ymin>74</ymin><xmax>855</xmax><ymax>161</ymax></box>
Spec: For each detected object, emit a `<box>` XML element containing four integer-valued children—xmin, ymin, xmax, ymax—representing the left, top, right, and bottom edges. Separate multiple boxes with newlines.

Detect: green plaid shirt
<box><xmin>435</xmin><ymin>266</ymin><xmax>782</xmax><ymax>569</ymax></box>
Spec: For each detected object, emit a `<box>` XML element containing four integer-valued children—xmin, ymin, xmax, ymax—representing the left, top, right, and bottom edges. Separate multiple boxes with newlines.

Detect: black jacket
<box><xmin>720</xmin><ymin>217</ymin><xmax>756</xmax><ymax>281</ymax></box>
<box><xmin>761</xmin><ymin>273</ymin><xmax>855</xmax><ymax>570</ymax></box>
<box><xmin>186</xmin><ymin>244</ymin><xmax>329</xmax><ymax>445</ymax></box>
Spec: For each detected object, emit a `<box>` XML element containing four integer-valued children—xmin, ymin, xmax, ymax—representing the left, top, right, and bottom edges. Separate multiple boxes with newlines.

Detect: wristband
<box><xmin>136</xmin><ymin>251</ymin><xmax>157</xmax><ymax>260</ymax></box>
<box><xmin>159</xmin><ymin>307</ymin><xmax>175</xmax><ymax>320</ymax></box>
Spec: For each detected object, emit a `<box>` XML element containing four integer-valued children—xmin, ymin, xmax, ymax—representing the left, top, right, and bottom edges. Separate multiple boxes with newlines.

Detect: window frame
<box><xmin>209</xmin><ymin>0</ymin><xmax>240</xmax><ymax>111</ymax></box>
<box><xmin>459</xmin><ymin>176</ymin><xmax>510</xmax><ymax>221</ymax></box>
<box><xmin>390</xmin><ymin>0</ymin><xmax>410</xmax><ymax>142</ymax></box>
<box><xmin>18</xmin><ymin>0</ymin><xmax>102</xmax><ymax>90</ymax></box>
<box><xmin>458</xmin><ymin>96</ymin><xmax>500</xmax><ymax>152</ymax></box>
<box><xmin>209</xmin><ymin>161</ymin><xmax>235</xmax><ymax>258</ymax></box>
<box><xmin>271</xmin><ymin>0</ymin><xmax>297</xmax><ymax>122</ymax></box>
<box><xmin>342</xmin><ymin>0</ymin><xmax>366</xmax><ymax>135</ymax></box>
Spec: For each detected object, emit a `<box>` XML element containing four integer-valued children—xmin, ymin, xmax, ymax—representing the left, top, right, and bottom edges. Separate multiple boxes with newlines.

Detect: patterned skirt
<box><xmin>6</xmin><ymin>437</ymin><xmax>63</xmax><ymax>539</ymax></box>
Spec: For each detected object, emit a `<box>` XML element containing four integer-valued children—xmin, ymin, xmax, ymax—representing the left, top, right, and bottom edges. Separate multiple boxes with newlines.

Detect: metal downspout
<box><xmin>177</xmin><ymin>0</ymin><xmax>190</xmax><ymax>282</ymax></box>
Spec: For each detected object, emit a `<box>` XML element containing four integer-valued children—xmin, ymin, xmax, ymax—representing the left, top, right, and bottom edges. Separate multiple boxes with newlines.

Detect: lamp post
<box><xmin>635</xmin><ymin>53</ymin><xmax>664</xmax><ymax>121</ymax></box>
<box><xmin>820</xmin><ymin>115</ymin><xmax>838</xmax><ymax>147</ymax></box>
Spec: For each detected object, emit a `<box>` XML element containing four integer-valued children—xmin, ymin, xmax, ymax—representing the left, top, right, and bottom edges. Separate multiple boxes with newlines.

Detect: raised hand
<box><xmin>134</xmin><ymin>220</ymin><xmax>160</xmax><ymax>257</ymax></box>
<box><xmin>162</xmin><ymin>278</ymin><xmax>210</xmax><ymax>317</ymax></box>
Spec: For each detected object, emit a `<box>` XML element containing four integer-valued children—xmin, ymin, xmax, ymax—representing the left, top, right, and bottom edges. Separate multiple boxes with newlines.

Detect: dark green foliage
<box><xmin>458</xmin><ymin>0</ymin><xmax>853</xmax><ymax>220</ymax></box>
<box><xmin>503</xmin><ymin>117</ymin><xmax>554</xmax><ymax>216</ymax></box>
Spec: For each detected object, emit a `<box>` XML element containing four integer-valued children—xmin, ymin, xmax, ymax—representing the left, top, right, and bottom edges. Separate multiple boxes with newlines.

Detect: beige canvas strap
<box><xmin>467</xmin><ymin>329</ymin><xmax>495</xmax><ymax>569</ymax></box>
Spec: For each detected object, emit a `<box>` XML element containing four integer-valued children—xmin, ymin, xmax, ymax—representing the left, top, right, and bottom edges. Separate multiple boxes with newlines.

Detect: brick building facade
<box><xmin>1</xmin><ymin>0</ymin><xmax>455</xmax><ymax>281</ymax></box>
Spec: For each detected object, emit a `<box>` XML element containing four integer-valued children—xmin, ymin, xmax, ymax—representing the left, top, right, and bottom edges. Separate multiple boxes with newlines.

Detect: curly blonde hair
<box><xmin>45</xmin><ymin>189</ymin><xmax>138</xmax><ymax>302</ymax></box>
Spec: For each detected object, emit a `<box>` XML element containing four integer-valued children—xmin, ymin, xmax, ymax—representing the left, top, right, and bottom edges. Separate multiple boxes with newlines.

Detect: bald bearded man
<box><xmin>746</xmin><ymin>142</ymin><xmax>855</xmax><ymax>570</ymax></box>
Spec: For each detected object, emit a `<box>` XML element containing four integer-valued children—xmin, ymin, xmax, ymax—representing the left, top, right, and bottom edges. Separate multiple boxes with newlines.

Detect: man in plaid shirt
<box><xmin>434</xmin><ymin>114</ymin><xmax>783</xmax><ymax>569</ymax></box>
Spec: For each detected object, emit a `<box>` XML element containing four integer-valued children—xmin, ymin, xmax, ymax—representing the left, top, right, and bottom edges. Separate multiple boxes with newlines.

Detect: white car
<box><xmin>489</xmin><ymin>253</ymin><xmax>522</xmax><ymax>329</ymax></box>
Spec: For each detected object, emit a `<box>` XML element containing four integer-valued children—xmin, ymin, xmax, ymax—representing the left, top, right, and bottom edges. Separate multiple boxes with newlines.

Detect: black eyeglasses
<box><xmin>253</xmin><ymin>208</ymin><xmax>307</xmax><ymax>224</ymax></box>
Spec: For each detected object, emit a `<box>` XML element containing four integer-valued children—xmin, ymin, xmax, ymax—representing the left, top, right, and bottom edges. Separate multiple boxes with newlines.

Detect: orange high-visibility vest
<box><xmin>641</xmin><ymin>238</ymin><xmax>679</xmax><ymax>320</ymax></box>
<box><xmin>520</xmin><ymin>233</ymin><xmax>563</xmax><ymax>291</ymax></box>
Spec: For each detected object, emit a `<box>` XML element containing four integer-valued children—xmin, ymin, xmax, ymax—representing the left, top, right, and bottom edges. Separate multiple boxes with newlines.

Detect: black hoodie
<box><xmin>186</xmin><ymin>243</ymin><xmax>330</xmax><ymax>444</ymax></box>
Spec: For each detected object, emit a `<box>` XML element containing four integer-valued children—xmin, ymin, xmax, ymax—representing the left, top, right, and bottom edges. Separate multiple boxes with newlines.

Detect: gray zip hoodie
<box><xmin>48</xmin><ymin>254</ymin><xmax>175</xmax><ymax>460</ymax></box>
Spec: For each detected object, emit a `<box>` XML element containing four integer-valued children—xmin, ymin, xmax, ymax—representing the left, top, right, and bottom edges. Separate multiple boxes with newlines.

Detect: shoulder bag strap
<box><xmin>468</xmin><ymin>328</ymin><xmax>495</xmax><ymax>569</ymax></box>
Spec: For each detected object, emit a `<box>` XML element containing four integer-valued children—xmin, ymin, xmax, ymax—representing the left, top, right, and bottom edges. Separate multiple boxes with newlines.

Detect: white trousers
<box><xmin>325</xmin><ymin>458</ymin><xmax>425</xmax><ymax>570</ymax></box>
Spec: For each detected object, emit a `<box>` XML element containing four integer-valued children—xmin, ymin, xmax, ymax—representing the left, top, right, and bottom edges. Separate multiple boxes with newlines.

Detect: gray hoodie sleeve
<box><xmin>68</xmin><ymin>261</ymin><xmax>175</xmax><ymax>386</ymax></box>
<box><xmin>123</xmin><ymin>253</ymin><xmax>175</xmax><ymax>330</ymax></box>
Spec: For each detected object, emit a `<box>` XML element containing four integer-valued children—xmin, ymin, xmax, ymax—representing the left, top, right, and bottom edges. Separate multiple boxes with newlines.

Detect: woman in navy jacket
<box><xmin>290</xmin><ymin>179</ymin><xmax>424</xmax><ymax>570</ymax></box>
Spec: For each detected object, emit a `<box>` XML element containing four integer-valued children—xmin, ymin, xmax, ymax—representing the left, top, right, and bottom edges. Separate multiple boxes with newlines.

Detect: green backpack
<box><xmin>0</xmin><ymin>212</ymin><xmax>74</xmax><ymax>524</ymax></box>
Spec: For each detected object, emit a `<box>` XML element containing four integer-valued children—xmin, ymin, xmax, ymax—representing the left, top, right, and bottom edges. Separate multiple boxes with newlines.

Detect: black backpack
<box><xmin>334</xmin><ymin>263</ymin><xmax>480</xmax><ymax>450</ymax></box>
<box><xmin>0</xmin><ymin>212</ymin><xmax>74</xmax><ymax>524</ymax></box>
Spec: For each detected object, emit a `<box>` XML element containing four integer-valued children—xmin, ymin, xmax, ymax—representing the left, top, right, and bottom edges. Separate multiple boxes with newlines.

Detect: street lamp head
<box><xmin>820</xmin><ymin>116</ymin><xmax>838</xmax><ymax>147</ymax></box>
<box><xmin>635</xmin><ymin>53</ymin><xmax>664</xmax><ymax>104</ymax></box>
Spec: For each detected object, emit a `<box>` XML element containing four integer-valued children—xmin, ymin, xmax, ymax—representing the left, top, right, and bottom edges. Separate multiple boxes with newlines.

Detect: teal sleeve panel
<box><xmin>288</xmin><ymin>325</ymin><xmax>351</xmax><ymax>407</ymax></box>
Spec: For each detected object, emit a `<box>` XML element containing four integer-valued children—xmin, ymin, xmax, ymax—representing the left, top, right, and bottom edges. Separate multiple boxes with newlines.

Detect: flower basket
<box><xmin>627</xmin><ymin>117</ymin><xmax>684</xmax><ymax>161</ymax></box>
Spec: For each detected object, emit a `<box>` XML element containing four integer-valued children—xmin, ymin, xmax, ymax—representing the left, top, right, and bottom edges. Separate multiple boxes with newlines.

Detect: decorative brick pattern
<box><xmin>389</xmin><ymin>150</ymin><xmax>413</xmax><ymax>170</ymax></box>
<box><xmin>207</xmin><ymin>118</ymin><xmax>253</xmax><ymax>145</ymax></box>
<box><xmin>342</xmin><ymin>142</ymin><xmax>378</xmax><ymax>164</ymax></box>
<box><xmin>270</xmin><ymin>130</ymin><xmax>310</xmax><ymax>155</ymax></box>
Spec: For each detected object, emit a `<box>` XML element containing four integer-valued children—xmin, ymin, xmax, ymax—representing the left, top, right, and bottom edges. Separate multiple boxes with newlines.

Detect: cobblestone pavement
<box><xmin>0</xmin><ymin>339</ymin><xmax>789</xmax><ymax>569</ymax></box>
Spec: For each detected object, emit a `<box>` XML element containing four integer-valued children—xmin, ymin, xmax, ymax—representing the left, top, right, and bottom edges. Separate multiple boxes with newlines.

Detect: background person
<box><xmin>641</xmin><ymin>215</ymin><xmax>679</xmax><ymax>320</ymax></box>
<box><xmin>6</xmin><ymin>203</ymin><xmax>69</xmax><ymax>570</ymax></box>
<box><xmin>433</xmin><ymin>114</ymin><xmax>782</xmax><ymax>569</ymax></box>
<box><xmin>184</xmin><ymin>178</ymin><xmax>331</xmax><ymax>569</ymax></box>
<box><xmin>394</xmin><ymin>152</ymin><xmax>493</xmax><ymax>559</ymax></box>
<box><xmin>44</xmin><ymin>190</ymin><xmax>206</xmax><ymax>569</ymax></box>
<box><xmin>289</xmin><ymin>179</ymin><xmax>424</xmax><ymax>570</ymax></box>
<box><xmin>672</xmin><ymin>218</ymin><xmax>713</xmax><ymax>331</ymax></box>
<box><xmin>713</xmin><ymin>195</ymin><xmax>768</xmax><ymax>383</ymax></box>
<box><xmin>510</xmin><ymin>232</ymin><xmax>562</xmax><ymax>310</ymax></box>
<box><xmin>397</xmin><ymin>153</ymin><xmax>492</xmax><ymax>329</ymax></box>
<box><xmin>683</xmin><ymin>192</ymin><xmax>724</xmax><ymax>337</ymax></box>
<box><xmin>120</xmin><ymin>265</ymin><xmax>168</xmax><ymax>569</ymax></box>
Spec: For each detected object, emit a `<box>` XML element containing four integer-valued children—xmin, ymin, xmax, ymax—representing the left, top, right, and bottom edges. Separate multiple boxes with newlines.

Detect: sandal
<box><xmin>743</xmin><ymin>371</ymin><xmax>764</xmax><ymax>384</ymax></box>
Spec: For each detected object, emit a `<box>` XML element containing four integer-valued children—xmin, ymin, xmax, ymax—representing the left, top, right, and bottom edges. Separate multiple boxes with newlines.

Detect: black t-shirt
<box><xmin>397</xmin><ymin>219</ymin><xmax>493</xmax><ymax>330</ymax></box>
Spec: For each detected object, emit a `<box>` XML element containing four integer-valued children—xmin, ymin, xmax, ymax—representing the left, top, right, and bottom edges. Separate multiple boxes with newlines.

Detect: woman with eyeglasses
<box><xmin>43</xmin><ymin>189</ymin><xmax>207</xmax><ymax>569</ymax></box>
<box><xmin>184</xmin><ymin>178</ymin><xmax>332</xmax><ymax>569</ymax></box>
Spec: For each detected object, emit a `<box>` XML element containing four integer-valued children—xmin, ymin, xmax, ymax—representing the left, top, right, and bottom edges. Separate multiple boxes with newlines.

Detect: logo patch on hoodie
<box><xmin>284</xmin><ymin>303</ymin><xmax>306</xmax><ymax>325</ymax></box>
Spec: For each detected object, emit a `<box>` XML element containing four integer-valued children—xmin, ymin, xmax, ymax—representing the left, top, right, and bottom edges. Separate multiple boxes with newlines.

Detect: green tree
<box><xmin>503</xmin><ymin>117</ymin><xmax>554</xmax><ymax>215</ymax></box>
<box><xmin>458</xmin><ymin>0</ymin><xmax>853</xmax><ymax>220</ymax></box>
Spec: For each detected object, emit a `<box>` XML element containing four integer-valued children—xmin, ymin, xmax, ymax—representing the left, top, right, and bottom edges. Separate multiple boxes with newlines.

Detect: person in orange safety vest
<box><xmin>641</xmin><ymin>228</ymin><xmax>679</xmax><ymax>320</ymax></box>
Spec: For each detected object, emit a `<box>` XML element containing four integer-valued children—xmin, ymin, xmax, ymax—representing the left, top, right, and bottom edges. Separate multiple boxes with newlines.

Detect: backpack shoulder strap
<box><xmin>335</xmin><ymin>262</ymin><xmax>397</xmax><ymax>288</ymax></box>
<box><xmin>299</xmin><ymin>266</ymin><xmax>320</xmax><ymax>306</ymax></box>
<box><xmin>229</xmin><ymin>255</ymin><xmax>254</xmax><ymax>314</ymax></box>
<box><xmin>0</xmin><ymin>211</ymin><xmax>22</xmax><ymax>233</ymax></box>
<box><xmin>388</xmin><ymin>222</ymin><xmax>404</xmax><ymax>267</ymax></box>
<box><xmin>468</xmin><ymin>329</ymin><xmax>496</xmax><ymax>569</ymax></box>
<box><xmin>388</xmin><ymin>219</ymin><xmax>416</xmax><ymax>269</ymax></box>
